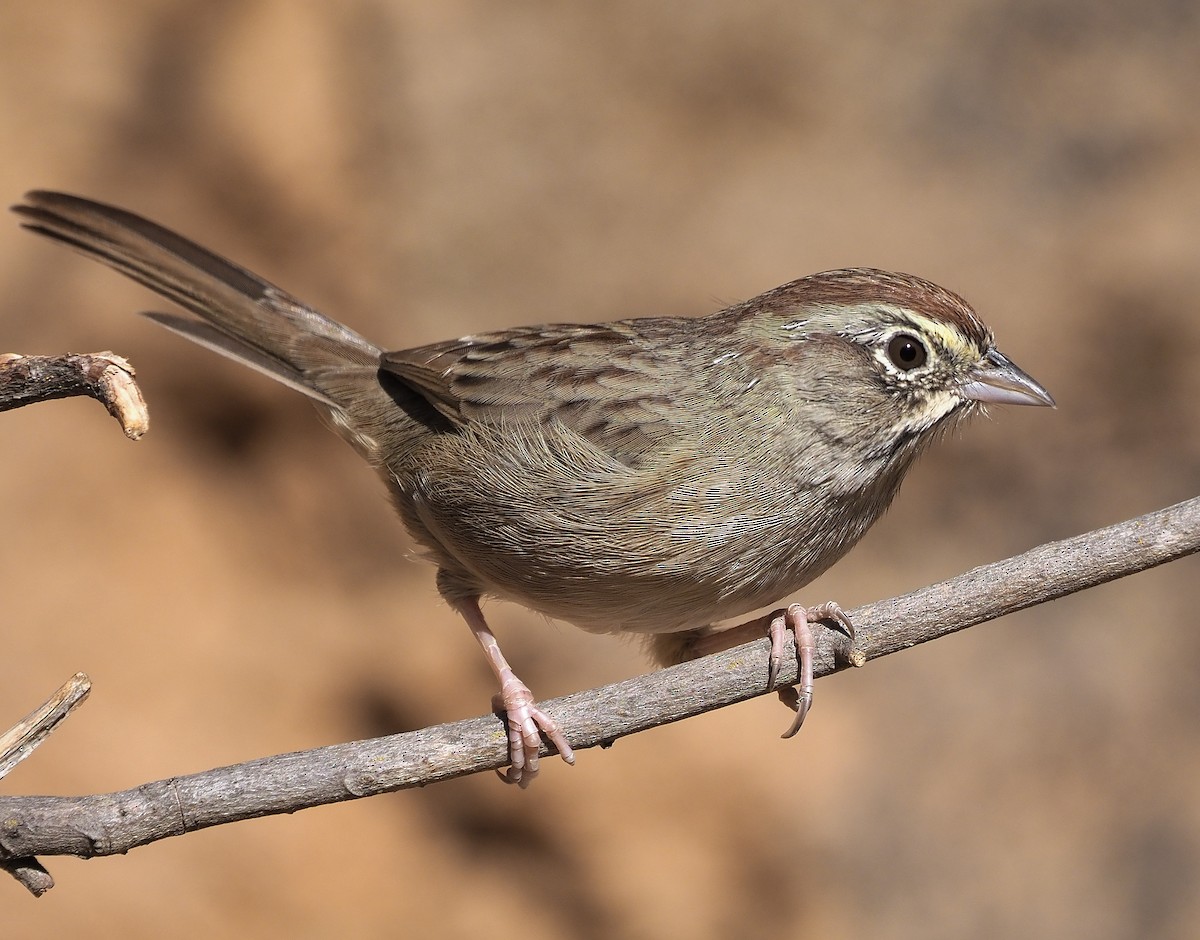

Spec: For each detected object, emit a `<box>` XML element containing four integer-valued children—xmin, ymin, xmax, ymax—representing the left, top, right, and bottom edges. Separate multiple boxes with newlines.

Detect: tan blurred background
<box><xmin>2</xmin><ymin>2</ymin><xmax>1199</xmax><ymax>937</ymax></box>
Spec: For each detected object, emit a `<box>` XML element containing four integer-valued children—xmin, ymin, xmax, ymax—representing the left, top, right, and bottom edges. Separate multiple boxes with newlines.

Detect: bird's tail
<box><xmin>14</xmin><ymin>190</ymin><xmax>396</xmax><ymax>459</ymax></box>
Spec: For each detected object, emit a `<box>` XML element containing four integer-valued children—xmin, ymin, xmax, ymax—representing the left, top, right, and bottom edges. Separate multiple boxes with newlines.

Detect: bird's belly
<box><xmin>460</xmin><ymin>527</ymin><xmax>830</xmax><ymax>636</ymax></box>
<box><xmin>402</xmin><ymin>461</ymin><xmax>864</xmax><ymax>635</ymax></box>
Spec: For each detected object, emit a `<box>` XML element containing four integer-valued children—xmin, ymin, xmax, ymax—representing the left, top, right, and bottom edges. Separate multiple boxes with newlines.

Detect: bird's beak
<box><xmin>959</xmin><ymin>348</ymin><xmax>1055</xmax><ymax>407</ymax></box>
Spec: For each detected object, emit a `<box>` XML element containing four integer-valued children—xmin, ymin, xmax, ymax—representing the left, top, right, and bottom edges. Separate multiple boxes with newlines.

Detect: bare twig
<box><xmin>0</xmin><ymin>673</ymin><xmax>91</xmax><ymax>898</ymax></box>
<box><xmin>0</xmin><ymin>857</ymin><xmax>54</xmax><ymax>898</ymax></box>
<box><xmin>0</xmin><ymin>352</ymin><xmax>148</xmax><ymax>439</ymax></box>
<box><xmin>0</xmin><ymin>673</ymin><xmax>91</xmax><ymax>781</ymax></box>
<box><xmin>0</xmin><ymin>495</ymin><xmax>1197</xmax><ymax>895</ymax></box>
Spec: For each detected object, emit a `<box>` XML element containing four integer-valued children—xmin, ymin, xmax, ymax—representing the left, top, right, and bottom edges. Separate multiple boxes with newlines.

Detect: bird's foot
<box><xmin>492</xmin><ymin>674</ymin><xmax>575</xmax><ymax>788</ymax></box>
<box><xmin>452</xmin><ymin>593</ymin><xmax>576</xmax><ymax>787</ymax></box>
<box><xmin>767</xmin><ymin>601</ymin><xmax>854</xmax><ymax>738</ymax></box>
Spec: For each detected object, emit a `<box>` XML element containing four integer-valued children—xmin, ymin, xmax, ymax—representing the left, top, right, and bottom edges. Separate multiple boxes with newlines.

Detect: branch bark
<box><xmin>0</xmin><ymin>352</ymin><xmax>148</xmax><ymax>439</ymax></box>
<box><xmin>2</xmin><ymin>495</ymin><xmax>1198</xmax><ymax>892</ymax></box>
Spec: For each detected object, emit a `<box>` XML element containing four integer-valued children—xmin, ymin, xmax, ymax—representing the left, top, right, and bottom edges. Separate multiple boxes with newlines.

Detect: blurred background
<box><xmin>2</xmin><ymin>2</ymin><xmax>1199</xmax><ymax>937</ymax></box>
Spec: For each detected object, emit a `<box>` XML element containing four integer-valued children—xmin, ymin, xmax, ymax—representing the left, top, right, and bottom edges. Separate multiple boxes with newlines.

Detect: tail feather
<box><xmin>143</xmin><ymin>311</ymin><xmax>337</xmax><ymax>406</ymax></box>
<box><xmin>12</xmin><ymin>190</ymin><xmax>404</xmax><ymax>459</ymax></box>
<box><xmin>13</xmin><ymin>191</ymin><xmax>383</xmax><ymax>400</ymax></box>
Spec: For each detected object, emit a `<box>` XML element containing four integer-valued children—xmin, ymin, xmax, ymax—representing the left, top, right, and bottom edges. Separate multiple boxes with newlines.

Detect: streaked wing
<box><xmin>382</xmin><ymin>321</ymin><xmax>689</xmax><ymax>466</ymax></box>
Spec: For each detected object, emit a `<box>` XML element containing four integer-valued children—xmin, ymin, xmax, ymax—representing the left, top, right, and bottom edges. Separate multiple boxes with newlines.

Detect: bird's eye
<box><xmin>886</xmin><ymin>333</ymin><xmax>928</xmax><ymax>371</ymax></box>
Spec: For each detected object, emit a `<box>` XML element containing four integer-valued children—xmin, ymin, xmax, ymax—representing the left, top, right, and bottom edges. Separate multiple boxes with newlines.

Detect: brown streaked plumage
<box><xmin>13</xmin><ymin>191</ymin><xmax>1054</xmax><ymax>786</ymax></box>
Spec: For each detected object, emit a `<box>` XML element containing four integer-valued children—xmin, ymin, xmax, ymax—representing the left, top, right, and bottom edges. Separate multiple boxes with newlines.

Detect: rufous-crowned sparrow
<box><xmin>14</xmin><ymin>191</ymin><xmax>1053</xmax><ymax>786</ymax></box>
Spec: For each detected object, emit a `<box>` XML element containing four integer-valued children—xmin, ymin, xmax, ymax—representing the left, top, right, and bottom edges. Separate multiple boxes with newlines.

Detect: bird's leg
<box><xmin>687</xmin><ymin>601</ymin><xmax>854</xmax><ymax>737</ymax></box>
<box><xmin>451</xmin><ymin>597</ymin><xmax>575</xmax><ymax>787</ymax></box>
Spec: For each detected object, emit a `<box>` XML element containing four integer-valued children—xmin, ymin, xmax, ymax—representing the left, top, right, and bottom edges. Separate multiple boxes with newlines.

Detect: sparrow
<box><xmin>13</xmin><ymin>191</ymin><xmax>1054</xmax><ymax>785</ymax></box>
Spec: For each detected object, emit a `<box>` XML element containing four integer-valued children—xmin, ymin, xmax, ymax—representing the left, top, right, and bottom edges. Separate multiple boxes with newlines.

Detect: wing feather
<box><xmin>382</xmin><ymin>321</ymin><xmax>694</xmax><ymax>466</ymax></box>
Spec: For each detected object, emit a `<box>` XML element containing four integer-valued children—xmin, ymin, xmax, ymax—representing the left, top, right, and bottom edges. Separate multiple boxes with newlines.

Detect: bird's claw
<box><xmin>767</xmin><ymin>601</ymin><xmax>854</xmax><ymax>738</ymax></box>
<box><xmin>492</xmin><ymin>681</ymin><xmax>575</xmax><ymax>788</ymax></box>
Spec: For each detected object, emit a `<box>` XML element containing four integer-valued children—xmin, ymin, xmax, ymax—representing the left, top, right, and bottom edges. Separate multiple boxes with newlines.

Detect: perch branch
<box><xmin>1</xmin><ymin>495</ymin><xmax>1197</xmax><ymax>893</ymax></box>
<box><xmin>0</xmin><ymin>352</ymin><xmax>148</xmax><ymax>439</ymax></box>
